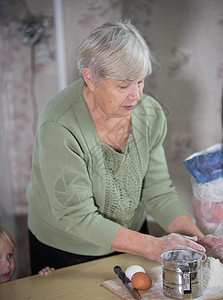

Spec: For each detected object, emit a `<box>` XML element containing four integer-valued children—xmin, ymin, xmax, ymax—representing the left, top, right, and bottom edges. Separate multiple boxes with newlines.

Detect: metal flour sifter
<box><xmin>161</xmin><ymin>250</ymin><xmax>206</xmax><ymax>299</ymax></box>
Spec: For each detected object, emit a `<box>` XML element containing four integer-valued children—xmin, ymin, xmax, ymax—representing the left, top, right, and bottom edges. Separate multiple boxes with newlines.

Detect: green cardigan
<box><xmin>27</xmin><ymin>79</ymin><xmax>188</xmax><ymax>256</ymax></box>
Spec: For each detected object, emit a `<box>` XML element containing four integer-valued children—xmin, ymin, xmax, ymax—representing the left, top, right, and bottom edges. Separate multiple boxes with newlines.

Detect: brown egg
<box><xmin>131</xmin><ymin>272</ymin><xmax>152</xmax><ymax>290</ymax></box>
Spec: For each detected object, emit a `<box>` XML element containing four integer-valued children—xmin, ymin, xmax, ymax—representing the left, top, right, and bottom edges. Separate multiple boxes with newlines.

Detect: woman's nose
<box><xmin>128</xmin><ymin>84</ymin><xmax>141</xmax><ymax>100</ymax></box>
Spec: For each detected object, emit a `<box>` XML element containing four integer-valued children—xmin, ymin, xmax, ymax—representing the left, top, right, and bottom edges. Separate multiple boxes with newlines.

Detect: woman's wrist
<box><xmin>111</xmin><ymin>226</ymin><xmax>154</xmax><ymax>257</ymax></box>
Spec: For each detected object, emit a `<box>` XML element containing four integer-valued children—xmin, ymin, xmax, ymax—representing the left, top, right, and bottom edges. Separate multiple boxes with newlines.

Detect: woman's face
<box><xmin>90</xmin><ymin>78</ymin><xmax>145</xmax><ymax>118</ymax></box>
<box><xmin>0</xmin><ymin>240</ymin><xmax>15</xmax><ymax>283</ymax></box>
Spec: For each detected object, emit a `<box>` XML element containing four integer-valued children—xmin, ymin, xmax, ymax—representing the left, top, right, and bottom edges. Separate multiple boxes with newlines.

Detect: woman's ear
<box><xmin>82</xmin><ymin>68</ymin><xmax>95</xmax><ymax>91</ymax></box>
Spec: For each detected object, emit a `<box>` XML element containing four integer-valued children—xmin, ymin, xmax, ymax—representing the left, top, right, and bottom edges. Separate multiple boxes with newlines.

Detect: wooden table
<box><xmin>0</xmin><ymin>254</ymin><xmax>159</xmax><ymax>300</ymax></box>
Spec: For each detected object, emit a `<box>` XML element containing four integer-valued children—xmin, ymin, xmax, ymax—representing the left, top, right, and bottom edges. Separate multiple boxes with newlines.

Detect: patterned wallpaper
<box><xmin>0</xmin><ymin>0</ymin><xmax>222</xmax><ymax>217</ymax></box>
<box><xmin>0</xmin><ymin>23</ymin><xmax>35</xmax><ymax>213</ymax></box>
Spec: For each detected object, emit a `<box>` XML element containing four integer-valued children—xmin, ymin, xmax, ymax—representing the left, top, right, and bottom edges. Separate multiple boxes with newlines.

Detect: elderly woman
<box><xmin>27</xmin><ymin>20</ymin><xmax>222</xmax><ymax>274</ymax></box>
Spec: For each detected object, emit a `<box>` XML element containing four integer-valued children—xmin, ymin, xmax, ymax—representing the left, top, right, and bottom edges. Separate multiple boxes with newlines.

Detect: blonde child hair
<box><xmin>0</xmin><ymin>226</ymin><xmax>15</xmax><ymax>249</ymax></box>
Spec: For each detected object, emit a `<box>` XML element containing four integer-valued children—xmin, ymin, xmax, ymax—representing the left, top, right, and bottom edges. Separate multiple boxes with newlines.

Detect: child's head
<box><xmin>0</xmin><ymin>226</ymin><xmax>16</xmax><ymax>283</ymax></box>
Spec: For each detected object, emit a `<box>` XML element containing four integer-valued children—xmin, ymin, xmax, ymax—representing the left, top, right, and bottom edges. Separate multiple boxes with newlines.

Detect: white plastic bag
<box><xmin>183</xmin><ymin>144</ymin><xmax>223</xmax><ymax>236</ymax></box>
<box><xmin>192</xmin><ymin>177</ymin><xmax>223</xmax><ymax>236</ymax></box>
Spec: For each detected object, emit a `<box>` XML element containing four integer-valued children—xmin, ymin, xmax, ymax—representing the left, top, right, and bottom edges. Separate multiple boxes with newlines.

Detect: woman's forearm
<box><xmin>111</xmin><ymin>223</ymin><xmax>205</xmax><ymax>263</ymax></box>
<box><xmin>111</xmin><ymin>215</ymin><xmax>204</xmax><ymax>256</ymax></box>
<box><xmin>167</xmin><ymin>214</ymin><xmax>204</xmax><ymax>239</ymax></box>
<box><xmin>111</xmin><ymin>226</ymin><xmax>155</xmax><ymax>257</ymax></box>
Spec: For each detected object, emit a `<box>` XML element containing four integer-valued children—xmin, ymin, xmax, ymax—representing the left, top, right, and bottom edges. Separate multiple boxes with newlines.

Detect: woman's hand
<box><xmin>150</xmin><ymin>233</ymin><xmax>206</xmax><ymax>263</ymax></box>
<box><xmin>198</xmin><ymin>235</ymin><xmax>223</xmax><ymax>262</ymax></box>
<box><xmin>38</xmin><ymin>266</ymin><xmax>55</xmax><ymax>275</ymax></box>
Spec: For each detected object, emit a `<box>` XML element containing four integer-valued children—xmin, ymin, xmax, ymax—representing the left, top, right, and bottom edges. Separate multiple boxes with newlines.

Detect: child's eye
<box><xmin>7</xmin><ymin>252</ymin><xmax>14</xmax><ymax>259</ymax></box>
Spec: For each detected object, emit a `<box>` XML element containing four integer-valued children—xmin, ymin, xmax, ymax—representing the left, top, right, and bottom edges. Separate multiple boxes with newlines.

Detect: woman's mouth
<box><xmin>123</xmin><ymin>105</ymin><xmax>135</xmax><ymax>111</ymax></box>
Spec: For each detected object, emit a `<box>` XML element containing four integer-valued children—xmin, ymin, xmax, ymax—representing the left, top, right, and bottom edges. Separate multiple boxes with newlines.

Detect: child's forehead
<box><xmin>0</xmin><ymin>240</ymin><xmax>14</xmax><ymax>253</ymax></box>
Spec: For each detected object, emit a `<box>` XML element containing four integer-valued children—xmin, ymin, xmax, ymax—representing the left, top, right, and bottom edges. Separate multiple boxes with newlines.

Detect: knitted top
<box><xmin>27</xmin><ymin>78</ymin><xmax>189</xmax><ymax>256</ymax></box>
<box><xmin>102</xmin><ymin>134</ymin><xmax>143</xmax><ymax>228</ymax></box>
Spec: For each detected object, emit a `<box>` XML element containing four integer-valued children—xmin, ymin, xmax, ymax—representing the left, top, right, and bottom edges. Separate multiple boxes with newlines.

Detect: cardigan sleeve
<box><xmin>33</xmin><ymin>121</ymin><xmax>120</xmax><ymax>250</ymax></box>
<box><xmin>140</xmin><ymin>103</ymin><xmax>189</xmax><ymax>231</ymax></box>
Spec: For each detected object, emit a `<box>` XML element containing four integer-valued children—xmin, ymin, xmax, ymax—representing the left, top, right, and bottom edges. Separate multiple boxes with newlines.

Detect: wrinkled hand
<box><xmin>151</xmin><ymin>233</ymin><xmax>206</xmax><ymax>263</ymax></box>
<box><xmin>38</xmin><ymin>266</ymin><xmax>55</xmax><ymax>275</ymax></box>
<box><xmin>198</xmin><ymin>235</ymin><xmax>223</xmax><ymax>262</ymax></box>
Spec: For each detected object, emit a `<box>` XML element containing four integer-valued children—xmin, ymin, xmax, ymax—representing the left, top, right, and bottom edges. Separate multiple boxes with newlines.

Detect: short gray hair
<box><xmin>76</xmin><ymin>20</ymin><xmax>154</xmax><ymax>83</ymax></box>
